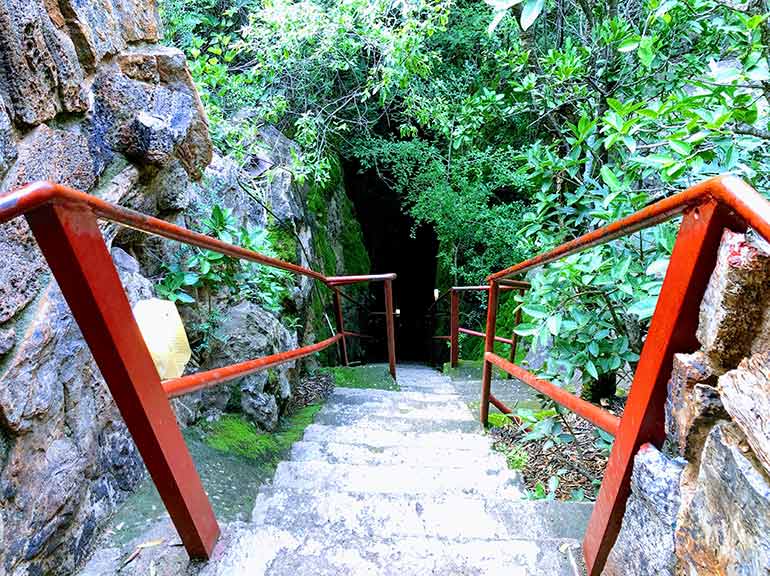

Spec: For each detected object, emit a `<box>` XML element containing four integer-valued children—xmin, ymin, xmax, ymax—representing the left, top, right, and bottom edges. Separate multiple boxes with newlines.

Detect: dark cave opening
<box><xmin>342</xmin><ymin>160</ymin><xmax>439</xmax><ymax>363</ymax></box>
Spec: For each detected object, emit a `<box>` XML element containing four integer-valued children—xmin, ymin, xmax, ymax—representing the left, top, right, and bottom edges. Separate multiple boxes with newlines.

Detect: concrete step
<box><xmin>301</xmin><ymin>423</ymin><xmax>493</xmax><ymax>450</ymax></box>
<box><xmin>205</xmin><ymin>526</ymin><xmax>583</xmax><ymax>576</ymax></box>
<box><xmin>328</xmin><ymin>386</ymin><xmax>463</xmax><ymax>406</ymax></box>
<box><xmin>289</xmin><ymin>440</ymin><xmax>509</xmax><ymax>468</ymax></box>
<box><xmin>252</xmin><ymin>487</ymin><xmax>593</xmax><ymax>542</ymax></box>
<box><xmin>271</xmin><ymin>460</ymin><xmax>525</xmax><ymax>498</ymax></box>
<box><xmin>317</xmin><ymin>400</ymin><xmax>474</xmax><ymax>422</ymax></box>
<box><xmin>313</xmin><ymin>412</ymin><xmax>481</xmax><ymax>434</ymax></box>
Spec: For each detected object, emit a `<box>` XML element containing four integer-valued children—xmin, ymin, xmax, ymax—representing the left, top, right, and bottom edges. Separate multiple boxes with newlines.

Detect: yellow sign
<box><xmin>132</xmin><ymin>298</ymin><xmax>192</xmax><ymax>379</ymax></box>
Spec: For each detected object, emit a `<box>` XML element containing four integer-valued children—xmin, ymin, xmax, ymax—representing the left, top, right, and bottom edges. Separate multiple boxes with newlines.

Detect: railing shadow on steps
<box><xmin>0</xmin><ymin>180</ymin><xmax>398</xmax><ymax>560</ymax></box>
<box><xmin>431</xmin><ymin>175</ymin><xmax>770</xmax><ymax>576</ymax></box>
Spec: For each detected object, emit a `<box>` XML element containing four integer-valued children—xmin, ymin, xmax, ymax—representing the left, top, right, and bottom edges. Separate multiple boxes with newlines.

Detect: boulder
<box><xmin>719</xmin><ymin>351</ymin><xmax>770</xmax><ymax>475</ymax></box>
<box><xmin>696</xmin><ymin>229</ymin><xmax>770</xmax><ymax>371</ymax></box>
<box><xmin>604</xmin><ymin>444</ymin><xmax>685</xmax><ymax>576</ymax></box>
<box><xmin>675</xmin><ymin>422</ymin><xmax>770</xmax><ymax>574</ymax></box>
<box><xmin>0</xmin><ymin>249</ymin><xmax>150</xmax><ymax>575</ymax></box>
<box><xmin>665</xmin><ymin>351</ymin><xmax>727</xmax><ymax>460</ymax></box>
<box><xmin>0</xmin><ymin>0</ymin><xmax>87</xmax><ymax>126</ymax></box>
<box><xmin>201</xmin><ymin>300</ymin><xmax>298</xmax><ymax>429</ymax></box>
<box><xmin>92</xmin><ymin>46</ymin><xmax>211</xmax><ymax>180</ymax></box>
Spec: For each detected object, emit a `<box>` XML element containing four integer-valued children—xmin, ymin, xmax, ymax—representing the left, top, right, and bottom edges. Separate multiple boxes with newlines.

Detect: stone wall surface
<box><xmin>0</xmin><ymin>1</ymin><xmax>369</xmax><ymax>574</ymax></box>
<box><xmin>605</xmin><ymin>229</ymin><xmax>770</xmax><ymax>575</ymax></box>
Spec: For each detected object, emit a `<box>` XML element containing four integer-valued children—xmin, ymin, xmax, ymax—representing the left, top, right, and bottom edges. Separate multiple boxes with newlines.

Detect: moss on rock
<box><xmin>204</xmin><ymin>404</ymin><xmax>323</xmax><ymax>461</ymax></box>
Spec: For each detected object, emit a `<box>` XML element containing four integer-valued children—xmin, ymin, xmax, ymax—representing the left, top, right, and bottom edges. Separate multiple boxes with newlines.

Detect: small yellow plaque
<box><xmin>132</xmin><ymin>298</ymin><xmax>192</xmax><ymax>379</ymax></box>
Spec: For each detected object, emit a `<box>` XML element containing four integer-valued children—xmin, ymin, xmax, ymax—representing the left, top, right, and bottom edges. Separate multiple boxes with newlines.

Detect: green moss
<box><xmin>314</xmin><ymin>229</ymin><xmax>337</xmax><ymax>275</ymax></box>
<box><xmin>267</xmin><ymin>225</ymin><xmax>299</xmax><ymax>263</ymax></box>
<box><xmin>204</xmin><ymin>404</ymin><xmax>323</xmax><ymax>461</ymax></box>
<box><xmin>338</xmin><ymin>194</ymin><xmax>370</xmax><ymax>275</ymax></box>
<box><xmin>325</xmin><ymin>365</ymin><xmax>399</xmax><ymax>391</ymax></box>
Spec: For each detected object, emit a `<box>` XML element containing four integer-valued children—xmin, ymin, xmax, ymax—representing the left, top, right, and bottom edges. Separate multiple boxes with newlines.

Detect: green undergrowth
<box><xmin>203</xmin><ymin>404</ymin><xmax>322</xmax><ymax>461</ymax></box>
<box><xmin>325</xmin><ymin>365</ymin><xmax>399</xmax><ymax>391</ymax></box>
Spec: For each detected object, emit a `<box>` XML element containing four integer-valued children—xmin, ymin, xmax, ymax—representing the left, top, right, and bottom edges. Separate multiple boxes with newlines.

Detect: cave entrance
<box><xmin>343</xmin><ymin>161</ymin><xmax>438</xmax><ymax>363</ymax></box>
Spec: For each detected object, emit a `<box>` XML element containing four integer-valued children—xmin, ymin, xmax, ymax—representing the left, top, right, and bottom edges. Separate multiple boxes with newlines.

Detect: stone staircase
<box><xmin>204</xmin><ymin>365</ymin><xmax>591</xmax><ymax>575</ymax></box>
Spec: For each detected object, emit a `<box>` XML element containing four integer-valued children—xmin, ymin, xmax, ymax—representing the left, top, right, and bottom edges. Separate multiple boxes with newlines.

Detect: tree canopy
<box><xmin>160</xmin><ymin>0</ymin><xmax>770</xmax><ymax>393</ymax></box>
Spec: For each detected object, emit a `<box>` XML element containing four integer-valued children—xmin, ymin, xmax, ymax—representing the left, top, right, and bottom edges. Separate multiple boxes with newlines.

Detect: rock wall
<box><xmin>605</xmin><ymin>229</ymin><xmax>770</xmax><ymax>575</ymax></box>
<box><xmin>0</xmin><ymin>1</ymin><xmax>369</xmax><ymax>575</ymax></box>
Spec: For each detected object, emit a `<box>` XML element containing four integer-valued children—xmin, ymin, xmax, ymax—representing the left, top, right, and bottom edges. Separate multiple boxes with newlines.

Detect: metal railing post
<box><xmin>582</xmin><ymin>201</ymin><xmax>743</xmax><ymax>575</ymax></box>
<box><xmin>479</xmin><ymin>280</ymin><xmax>500</xmax><ymax>426</ymax></box>
<box><xmin>383</xmin><ymin>278</ymin><xmax>397</xmax><ymax>379</ymax></box>
<box><xmin>25</xmin><ymin>203</ymin><xmax>219</xmax><ymax>559</ymax></box>
<box><xmin>450</xmin><ymin>289</ymin><xmax>460</xmax><ymax>367</ymax></box>
<box><xmin>332</xmin><ymin>288</ymin><xmax>349</xmax><ymax>366</ymax></box>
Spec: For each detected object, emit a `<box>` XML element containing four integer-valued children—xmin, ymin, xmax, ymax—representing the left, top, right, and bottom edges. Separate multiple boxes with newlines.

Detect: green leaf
<box><xmin>669</xmin><ymin>140</ymin><xmax>691</xmax><ymax>156</ymax></box>
<box><xmin>637</xmin><ymin>36</ymin><xmax>655</xmax><ymax>68</ymax></box>
<box><xmin>175</xmin><ymin>291</ymin><xmax>195</xmax><ymax>304</ymax></box>
<box><xmin>585</xmin><ymin>359</ymin><xmax>599</xmax><ymax>379</ymax></box>
<box><xmin>183</xmin><ymin>273</ymin><xmax>200</xmax><ymax>286</ymax></box>
<box><xmin>600</xmin><ymin>165</ymin><xmax>622</xmax><ymax>192</ymax></box>
<box><xmin>547</xmin><ymin>315</ymin><xmax>562</xmax><ymax>336</ymax></box>
<box><xmin>628</xmin><ymin>296</ymin><xmax>658</xmax><ymax>320</ymax></box>
<box><xmin>618</xmin><ymin>36</ymin><xmax>640</xmax><ymax>53</ymax></box>
<box><xmin>520</xmin><ymin>0</ymin><xmax>544</xmax><ymax>30</ymax></box>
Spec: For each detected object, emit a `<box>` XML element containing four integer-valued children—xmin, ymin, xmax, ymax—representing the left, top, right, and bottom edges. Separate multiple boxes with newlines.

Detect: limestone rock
<box><xmin>193</xmin><ymin>154</ymin><xmax>267</xmax><ymax>227</ymax></box>
<box><xmin>604</xmin><ymin>444</ymin><xmax>685</xmax><ymax>576</ymax></box>
<box><xmin>0</xmin><ymin>123</ymin><xmax>109</xmax><ymax>325</ymax></box>
<box><xmin>753</xmin><ymin>304</ymin><xmax>770</xmax><ymax>356</ymax></box>
<box><xmin>92</xmin><ymin>46</ymin><xmax>211</xmax><ymax>180</ymax></box>
<box><xmin>0</xmin><ymin>0</ymin><xmax>87</xmax><ymax>126</ymax></box>
<box><xmin>719</xmin><ymin>351</ymin><xmax>770</xmax><ymax>475</ymax></box>
<box><xmin>0</xmin><ymin>219</ymin><xmax>48</xmax><ymax>324</ymax></box>
<box><xmin>6</xmin><ymin>123</ymin><xmax>106</xmax><ymax>192</ymax></box>
<box><xmin>0</xmin><ymin>99</ymin><xmax>16</xmax><ymax>180</ymax></box>
<box><xmin>201</xmin><ymin>300</ymin><xmax>298</xmax><ymax>428</ymax></box>
<box><xmin>676</xmin><ymin>422</ymin><xmax>770</xmax><ymax>574</ymax></box>
<box><xmin>0</xmin><ymin>327</ymin><xmax>15</xmax><ymax>356</ymax></box>
<box><xmin>0</xmin><ymin>249</ymin><xmax>150</xmax><ymax>575</ymax></box>
<box><xmin>46</xmin><ymin>0</ymin><xmax>159</xmax><ymax>70</ymax></box>
<box><xmin>697</xmin><ymin>229</ymin><xmax>770</xmax><ymax>371</ymax></box>
<box><xmin>242</xmin><ymin>389</ymin><xmax>280</xmax><ymax>431</ymax></box>
<box><xmin>665</xmin><ymin>351</ymin><xmax>727</xmax><ymax>459</ymax></box>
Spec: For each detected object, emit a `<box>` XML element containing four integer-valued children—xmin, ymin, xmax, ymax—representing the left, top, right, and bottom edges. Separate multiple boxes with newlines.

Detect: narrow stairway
<box><xmin>204</xmin><ymin>365</ymin><xmax>591</xmax><ymax>575</ymax></box>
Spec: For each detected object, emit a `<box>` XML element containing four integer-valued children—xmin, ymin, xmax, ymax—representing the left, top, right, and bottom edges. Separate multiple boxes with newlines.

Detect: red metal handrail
<box><xmin>0</xmin><ymin>180</ymin><xmax>398</xmax><ymax>560</ymax></box>
<box><xmin>431</xmin><ymin>284</ymin><xmax>527</xmax><ymax>376</ymax></box>
<box><xmin>473</xmin><ymin>175</ymin><xmax>770</xmax><ymax>575</ymax></box>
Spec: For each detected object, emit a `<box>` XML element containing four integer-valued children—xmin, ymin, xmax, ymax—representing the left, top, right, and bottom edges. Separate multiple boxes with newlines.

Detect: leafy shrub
<box><xmin>157</xmin><ymin>204</ymin><xmax>292</xmax><ymax>315</ymax></box>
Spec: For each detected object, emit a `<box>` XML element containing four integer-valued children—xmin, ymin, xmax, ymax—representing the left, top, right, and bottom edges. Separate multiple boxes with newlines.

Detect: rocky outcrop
<box><xmin>0</xmin><ymin>1</ymin><xmax>216</xmax><ymax>574</ymax></box>
<box><xmin>665</xmin><ymin>351</ymin><xmax>726</xmax><ymax>461</ymax></box>
<box><xmin>696</xmin><ymin>229</ymin><xmax>770</xmax><ymax>371</ymax></box>
<box><xmin>675</xmin><ymin>422</ymin><xmax>770</xmax><ymax>574</ymax></box>
<box><xmin>0</xmin><ymin>249</ymin><xmax>148</xmax><ymax>576</ymax></box>
<box><xmin>604</xmin><ymin>445</ymin><xmax>685</xmax><ymax>576</ymax></box>
<box><xmin>0</xmin><ymin>1</ymin><xmax>370</xmax><ymax>573</ymax></box>
<box><xmin>607</xmin><ymin>229</ymin><xmax>770</xmax><ymax>574</ymax></box>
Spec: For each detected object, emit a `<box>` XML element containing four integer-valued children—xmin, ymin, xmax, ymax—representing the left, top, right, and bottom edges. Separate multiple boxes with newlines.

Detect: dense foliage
<box><xmin>160</xmin><ymin>0</ymin><xmax>770</xmax><ymax>397</ymax></box>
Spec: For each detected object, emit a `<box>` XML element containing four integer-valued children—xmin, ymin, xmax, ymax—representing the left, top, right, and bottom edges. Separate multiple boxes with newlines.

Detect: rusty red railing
<box><xmin>0</xmin><ymin>180</ymin><xmax>398</xmax><ymax>559</ymax></box>
<box><xmin>432</xmin><ymin>282</ymin><xmax>528</xmax><ymax>387</ymax></box>
<box><xmin>458</xmin><ymin>174</ymin><xmax>770</xmax><ymax>575</ymax></box>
